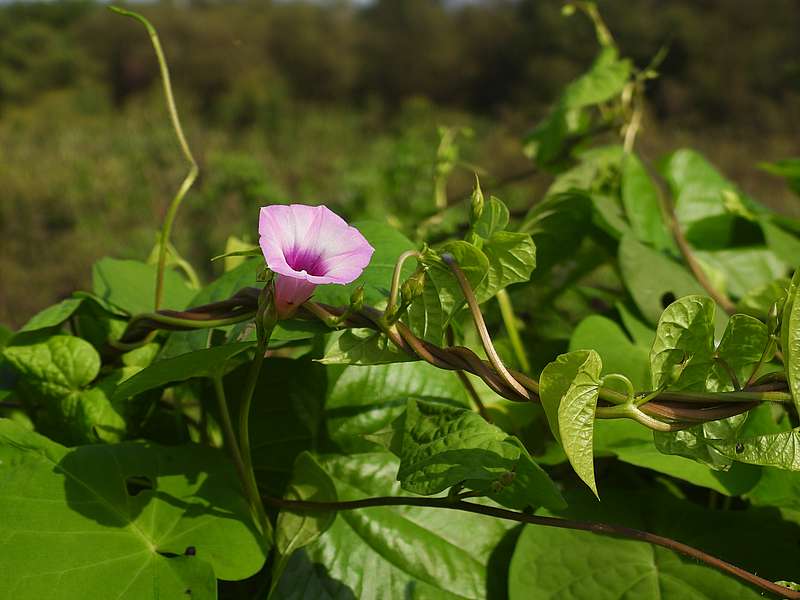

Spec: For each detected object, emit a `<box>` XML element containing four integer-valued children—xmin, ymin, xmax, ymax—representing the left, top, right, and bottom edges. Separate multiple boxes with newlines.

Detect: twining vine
<box><xmin>105</xmin><ymin>252</ymin><xmax>797</xmax><ymax>598</ymax></box>
<box><xmin>111</xmin><ymin>269</ymin><xmax>792</xmax><ymax>430</ymax></box>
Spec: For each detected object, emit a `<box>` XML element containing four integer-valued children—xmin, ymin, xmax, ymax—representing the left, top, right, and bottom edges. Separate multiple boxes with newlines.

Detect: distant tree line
<box><xmin>1</xmin><ymin>0</ymin><xmax>799</xmax><ymax>130</ymax></box>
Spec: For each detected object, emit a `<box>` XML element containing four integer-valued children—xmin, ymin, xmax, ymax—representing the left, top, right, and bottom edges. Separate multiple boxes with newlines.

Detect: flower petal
<box><xmin>259</xmin><ymin>203</ymin><xmax>375</xmax><ymax>290</ymax></box>
<box><xmin>319</xmin><ymin>245</ymin><xmax>375</xmax><ymax>283</ymax></box>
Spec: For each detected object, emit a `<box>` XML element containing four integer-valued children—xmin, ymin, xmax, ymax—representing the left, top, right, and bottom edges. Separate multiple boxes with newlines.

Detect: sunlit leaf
<box><xmin>525</xmin><ymin>48</ymin><xmax>631</xmax><ymax>167</ymax></box>
<box><xmin>654</xmin><ymin>421</ymin><xmax>741</xmax><ymax>471</ymax></box>
<box><xmin>411</xmin><ymin>241</ymin><xmax>488</xmax><ymax>343</ymax></box>
<box><xmin>593</xmin><ymin>420</ymin><xmax>760</xmax><ymax>496</ymax></box>
<box><xmin>272</xmin><ymin>452</ymin><xmax>514</xmax><ymax>600</ymax></box>
<box><xmin>326</xmin><ymin>362</ymin><xmax>468</xmax><ymax>453</ymax></box>
<box><xmin>556</xmin><ymin>351</ymin><xmax>601</xmax><ymax>497</ymax></box>
<box><xmin>92</xmin><ymin>258</ymin><xmax>195</xmax><ymax>315</ymax></box>
<box><xmin>713</xmin><ymin>428</ymin><xmax>800</xmax><ymax>470</ymax></box>
<box><xmin>707</xmin><ymin>314</ymin><xmax>770</xmax><ymax>392</ymax></box>
<box><xmin>392</xmin><ymin>399</ymin><xmax>564</xmax><ymax>510</ymax></box>
<box><xmin>694</xmin><ymin>246</ymin><xmax>787</xmax><ymax>299</ymax></box>
<box><xmin>539</xmin><ymin>350</ymin><xmax>593</xmax><ymax>445</ymax></box>
<box><xmin>570</xmin><ymin>314</ymin><xmax>650</xmax><ymax>390</ymax></box>
<box><xmin>0</xmin><ymin>420</ymin><xmax>266</xmax><ymax>598</ymax></box>
<box><xmin>660</xmin><ymin>148</ymin><xmax>767</xmax><ymax>248</ymax></box>
<box><xmin>621</xmin><ymin>153</ymin><xmax>676</xmax><ymax>254</ymax></box>
<box><xmin>18</xmin><ymin>297</ymin><xmax>84</xmax><ymax>334</ymax></box>
<box><xmin>781</xmin><ymin>270</ymin><xmax>800</xmax><ymax>415</ymax></box>
<box><xmin>618</xmin><ymin>235</ymin><xmax>709</xmax><ymax>325</ymax></box>
<box><xmin>471</xmin><ymin>195</ymin><xmax>509</xmax><ymax>240</ymax></box>
<box><xmin>650</xmin><ymin>295</ymin><xmax>715</xmax><ymax>391</ymax></box>
<box><xmin>475</xmin><ymin>231</ymin><xmax>536</xmax><ymax>303</ymax></box>
<box><xmin>274</xmin><ymin>452</ymin><xmax>338</xmax><ymax>587</ymax></box>
<box><xmin>539</xmin><ymin>350</ymin><xmax>601</xmax><ymax>496</ymax></box>
<box><xmin>3</xmin><ymin>334</ymin><xmax>125</xmax><ymax>444</ymax></box>
<box><xmin>112</xmin><ymin>341</ymin><xmax>254</xmax><ymax>402</ymax></box>
<box><xmin>736</xmin><ymin>277</ymin><xmax>789</xmax><ymax>320</ymax></box>
<box><xmin>319</xmin><ymin>328</ymin><xmax>413</xmax><ymax>365</ymax></box>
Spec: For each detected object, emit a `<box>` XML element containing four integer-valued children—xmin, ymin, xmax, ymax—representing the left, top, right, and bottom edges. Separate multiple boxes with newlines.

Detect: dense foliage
<box><xmin>2</xmin><ymin>4</ymin><xmax>800</xmax><ymax>599</ymax></box>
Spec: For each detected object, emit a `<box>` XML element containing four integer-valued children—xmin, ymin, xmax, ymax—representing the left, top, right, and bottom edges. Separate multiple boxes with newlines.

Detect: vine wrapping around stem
<box><xmin>110</xmin><ymin>282</ymin><xmax>792</xmax><ymax>430</ymax></box>
<box><xmin>106</xmin><ymin>274</ymin><xmax>796</xmax><ymax>594</ymax></box>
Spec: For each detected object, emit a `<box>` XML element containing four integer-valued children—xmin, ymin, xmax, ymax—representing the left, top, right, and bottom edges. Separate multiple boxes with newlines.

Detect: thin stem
<box><xmin>654</xmin><ymin>389</ymin><xmax>793</xmax><ymax>404</ymax></box>
<box><xmin>171</xmin><ymin>246</ymin><xmax>202</xmax><ymax>290</ymax></box>
<box><xmin>447</xmin><ymin>327</ymin><xmax>491</xmax><ymax>421</ymax></box>
<box><xmin>674</xmin><ymin>225</ymin><xmax>736</xmax><ymax>314</ymax></box>
<box><xmin>434</xmin><ymin>127</ymin><xmax>457</xmax><ymax>210</ymax></box>
<box><xmin>643</xmin><ymin>401</ymin><xmax>757</xmax><ymax>424</ymax></box>
<box><xmin>303</xmin><ymin>301</ymin><xmax>340</xmax><ymax>327</ymax></box>
<box><xmin>109</xmin><ymin>6</ymin><xmax>199</xmax><ymax>310</ymax></box>
<box><xmin>752</xmin><ymin>370</ymin><xmax>786</xmax><ymax>387</ymax></box>
<box><xmin>129</xmin><ymin>311</ymin><xmax>254</xmax><ymax>332</ymax></box>
<box><xmin>714</xmin><ymin>355</ymin><xmax>741</xmax><ymax>391</ymax></box>
<box><xmin>442</xmin><ymin>253</ymin><xmax>531</xmax><ymax>400</ymax></box>
<box><xmin>457</xmin><ymin>371</ymin><xmax>492</xmax><ymax>421</ymax></box>
<box><xmin>572</xmin><ymin>1</ymin><xmax>615</xmax><ymax>47</ymax></box>
<box><xmin>597</xmin><ymin>383</ymin><xmax>793</xmax><ymax>407</ymax></box>
<box><xmin>745</xmin><ymin>336</ymin><xmax>777</xmax><ymax>388</ymax></box>
<box><xmin>622</xmin><ymin>88</ymin><xmax>643</xmax><ymax>153</ymax></box>
<box><xmin>386</xmin><ymin>250</ymin><xmax>420</xmax><ymax>317</ymax></box>
<box><xmin>600</xmin><ymin>374</ymin><xmax>635</xmax><ymax>403</ymax></box>
<box><xmin>212</xmin><ymin>376</ymin><xmax>265</xmax><ymax>532</ymax></box>
<box><xmin>434</xmin><ymin>176</ymin><xmax>449</xmax><ymax>211</ymax></box>
<box><xmin>641</xmin><ymin>157</ymin><xmax>736</xmax><ymax>314</ymax></box>
<box><xmin>496</xmin><ymin>289</ymin><xmax>531</xmax><ymax>373</ymax></box>
<box><xmin>239</xmin><ymin>344</ymin><xmax>271</xmax><ymax>537</ymax></box>
<box><xmin>108</xmin><ymin>312</ymin><xmax>253</xmax><ymax>351</ymax></box>
<box><xmin>108</xmin><ymin>330</ymin><xmax>159</xmax><ymax>353</ymax></box>
<box><xmin>596</xmin><ymin>404</ymin><xmax>682</xmax><ymax>432</ymax></box>
<box><xmin>263</xmin><ymin>494</ymin><xmax>799</xmax><ymax>600</ymax></box>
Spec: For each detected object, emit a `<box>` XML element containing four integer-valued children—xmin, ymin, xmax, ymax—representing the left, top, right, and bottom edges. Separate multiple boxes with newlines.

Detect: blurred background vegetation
<box><xmin>2</xmin><ymin>0</ymin><xmax>799</xmax><ymax>327</ymax></box>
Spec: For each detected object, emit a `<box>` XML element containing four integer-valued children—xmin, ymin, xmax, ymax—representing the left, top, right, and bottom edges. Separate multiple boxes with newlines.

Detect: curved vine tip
<box><xmin>441</xmin><ymin>252</ymin><xmax>531</xmax><ymax>400</ymax></box>
<box><xmin>109</xmin><ymin>5</ymin><xmax>199</xmax><ymax>311</ymax></box>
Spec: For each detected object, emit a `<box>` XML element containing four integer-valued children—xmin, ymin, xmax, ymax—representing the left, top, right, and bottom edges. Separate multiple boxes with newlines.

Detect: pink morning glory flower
<box><xmin>259</xmin><ymin>204</ymin><xmax>374</xmax><ymax>318</ymax></box>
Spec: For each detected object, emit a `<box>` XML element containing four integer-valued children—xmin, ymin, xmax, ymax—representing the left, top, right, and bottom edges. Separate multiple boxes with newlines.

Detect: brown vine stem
<box><xmin>263</xmin><ymin>494</ymin><xmax>799</xmax><ymax>599</ymax></box>
<box><xmin>644</xmin><ymin>158</ymin><xmax>737</xmax><ymax>315</ymax></box>
<box><xmin>442</xmin><ymin>253</ymin><xmax>531</xmax><ymax>400</ymax></box>
<box><xmin>446</xmin><ymin>326</ymin><xmax>491</xmax><ymax>421</ymax></box>
<box><xmin>111</xmin><ymin>285</ymin><xmax>790</xmax><ymax>428</ymax></box>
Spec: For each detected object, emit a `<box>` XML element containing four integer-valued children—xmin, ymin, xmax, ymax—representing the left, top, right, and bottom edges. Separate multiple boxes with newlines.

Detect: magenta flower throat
<box><xmin>259</xmin><ymin>204</ymin><xmax>375</xmax><ymax>317</ymax></box>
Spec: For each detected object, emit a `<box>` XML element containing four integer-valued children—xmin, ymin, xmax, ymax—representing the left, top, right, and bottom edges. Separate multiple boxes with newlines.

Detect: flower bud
<box><xmin>400</xmin><ymin>269</ymin><xmax>427</xmax><ymax>307</ymax></box>
<box><xmin>350</xmin><ymin>286</ymin><xmax>365</xmax><ymax>312</ymax></box>
<box><xmin>255</xmin><ymin>282</ymin><xmax>278</xmax><ymax>344</ymax></box>
<box><xmin>469</xmin><ymin>177</ymin><xmax>485</xmax><ymax>226</ymax></box>
<box><xmin>768</xmin><ymin>299</ymin><xmax>781</xmax><ymax>334</ymax></box>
